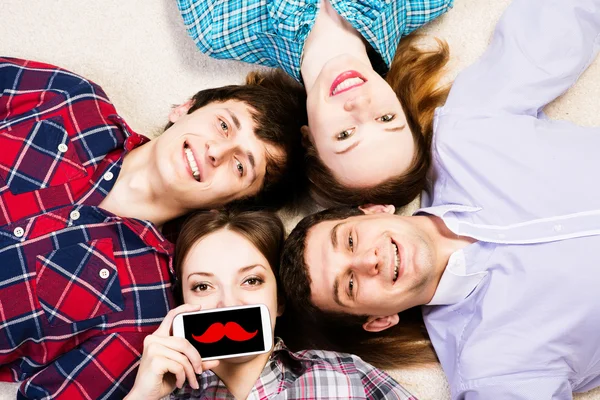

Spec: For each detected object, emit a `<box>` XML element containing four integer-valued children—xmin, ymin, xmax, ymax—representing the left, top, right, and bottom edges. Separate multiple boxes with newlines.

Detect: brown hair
<box><xmin>306</xmin><ymin>34</ymin><xmax>450</xmax><ymax>208</ymax></box>
<box><xmin>279</xmin><ymin>207</ymin><xmax>437</xmax><ymax>369</ymax></box>
<box><xmin>165</xmin><ymin>70</ymin><xmax>308</xmax><ymax>210</ymax></box>
<box><xmin>170</xmin><ymin>209</ymin><xmax>285</xmax><ymax>305</ymax></box>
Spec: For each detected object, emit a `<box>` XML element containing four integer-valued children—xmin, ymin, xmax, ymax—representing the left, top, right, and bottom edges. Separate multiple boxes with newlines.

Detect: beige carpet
<box><xmin>2</xmin><ymin>0</ymin><xmax>600</xmax><ymax>398</ymax></box>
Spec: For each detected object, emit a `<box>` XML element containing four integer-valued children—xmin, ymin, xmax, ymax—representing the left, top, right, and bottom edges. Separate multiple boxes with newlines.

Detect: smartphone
<box><xmin>172</xmin><ymin>304</ymin><xmax>273</xmax><ymax>361</ymax></box>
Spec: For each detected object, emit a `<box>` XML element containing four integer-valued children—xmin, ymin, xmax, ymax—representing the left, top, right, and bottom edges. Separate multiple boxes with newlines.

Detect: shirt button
<box><xmin>58</xmin><ymin>143</ymin><xmax>68</xmax><ymax>153</ymax></box>
<box><xmin>103</xmin><ymin>172</ymin><xmax>114</xmax><ymax>181</ymax></box>
<box><xmin>553</xmin><ymin>224</ymin><xmax>563</xmax><ymax>232</ymax></box>
<box><xmin>70</xmin><ymin>210</ymin><xmax>81</xmax><ymax>221</ymax></box>
<box><xmin>99</xmin><ymin>269</ymin><xmax>110</xmax><ymax>279</ymax></box>
<box><xmin>13</xmin><ymin>227</ymin><xmax>24</xmax><ymax>238</ymax></box>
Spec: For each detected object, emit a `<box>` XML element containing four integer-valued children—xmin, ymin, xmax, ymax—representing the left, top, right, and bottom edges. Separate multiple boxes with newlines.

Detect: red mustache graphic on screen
<box><xmin>192</xmin><ymin>322</ymin><xmax>258</xmax><ymax>343</ymax></box>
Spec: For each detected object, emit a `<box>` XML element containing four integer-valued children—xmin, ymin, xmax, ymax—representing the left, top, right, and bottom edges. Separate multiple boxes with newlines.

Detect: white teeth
<box><xmin>332</xmin><ymin>77</ymin><xmax>364</xmax><ymax>95</ymax></box>
<box><xmin>393</xmin><ymin>243</ymin><xmax>399</xmax><ymax>282</ymax></box>
<box><xmin>184</xmin><ymin>147</ymin><xmax>200</xmax><ymax>181</ymax></box>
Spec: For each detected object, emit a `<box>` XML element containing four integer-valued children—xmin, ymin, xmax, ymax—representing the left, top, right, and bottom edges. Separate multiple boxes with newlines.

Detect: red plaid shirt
<box><xmin>0</xmin><ymin>57</ymin><xmax>175</xmax><ymax>399</ymax></box>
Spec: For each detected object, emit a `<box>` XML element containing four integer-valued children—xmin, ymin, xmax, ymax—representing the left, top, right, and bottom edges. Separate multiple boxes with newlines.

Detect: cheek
<box><xmin>182</xmin><ymin>290</ymin><xmax>217</xmax><ymax>309</ymax></box>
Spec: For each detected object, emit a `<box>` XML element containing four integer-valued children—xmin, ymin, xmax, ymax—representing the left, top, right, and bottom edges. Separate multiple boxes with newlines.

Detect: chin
<box><xmin>220</xmin><ymin>354</ymin><xmax>258</xmax><ymax>365</ymax></box>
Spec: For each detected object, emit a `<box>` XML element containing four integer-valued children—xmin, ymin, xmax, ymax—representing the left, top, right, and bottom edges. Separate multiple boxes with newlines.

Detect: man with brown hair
<box><xmin>0</xmin><ymin>57</ymin><xmax>305</xmax><ymax>399</ymax></box>
<box><xmin>280</xmin><ymin>0</ymin><xmax>600</xmax><ymax>398</ymax></box>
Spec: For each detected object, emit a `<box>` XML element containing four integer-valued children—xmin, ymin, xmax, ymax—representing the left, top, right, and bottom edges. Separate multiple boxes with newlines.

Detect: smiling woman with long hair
<box><xmin>124</xmin><ymin>210</ymin><xmax>416</xmax><ymax>400</ymax></box>
<box><xmin>176</xmin><ymin>0</ymin><xmax>452</xmax><ymax>208</ymax></box>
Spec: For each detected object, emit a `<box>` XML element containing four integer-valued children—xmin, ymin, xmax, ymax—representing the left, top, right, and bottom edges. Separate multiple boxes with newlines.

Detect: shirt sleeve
<box><xmin>445</xmin><ymin>0</ymin><xmax>600</xmax><ymax>116</ymax></box>
<box><xmin>17</xmin><ymin>332</ymin><xmax>144</xmax><ymax>399</ymax></box>
<box><xmin>457</xmin><ymin>376</ymin><xmax>573</xmax><ymax>400</ymax></box>
<box><xmin>353</xmin><ymin>356</ymin><xmax>417</xmax><ymax>400</ymax></box>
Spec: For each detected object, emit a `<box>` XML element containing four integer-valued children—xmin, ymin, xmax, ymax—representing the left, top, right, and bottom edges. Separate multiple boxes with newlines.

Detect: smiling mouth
<box><xmin>392</xmin><ymin>242</ymin><xmax>399</xmax><ymax>283</ymax></box>
<box><xmin>330</xmin><ymin>71</ymin><xmax>367</xmax><ymax>96</ymax></box>
<box><xmin>184</xmin><ymin>142</ymin><xmax>201</xmax><ymax>182</ymax></box>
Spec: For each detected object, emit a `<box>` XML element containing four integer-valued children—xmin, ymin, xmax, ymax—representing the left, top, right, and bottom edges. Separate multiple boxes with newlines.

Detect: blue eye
<box><xmin>220</xmin><ymin>119</ymin><xmax>229</xmax><ymax>135</ymax></box>
<box><xmin>235</xmin><ymin>159</ymin><xmax>244</xmax><ymax>176</ymax></box>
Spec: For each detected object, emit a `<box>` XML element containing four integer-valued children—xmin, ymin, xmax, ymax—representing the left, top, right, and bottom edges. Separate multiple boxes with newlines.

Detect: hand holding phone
<box><xmin>172</xmin><ymin>304</ymin><xmax>273</xmax><ymax>362</ymax></box>
<box><xmin>125</xmin><ymin>304</ymin><xmax>219</xmax><ymax>400</ymax></box>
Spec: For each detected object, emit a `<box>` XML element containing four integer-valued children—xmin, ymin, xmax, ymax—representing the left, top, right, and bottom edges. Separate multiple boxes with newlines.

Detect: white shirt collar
<box><xmin>426</xmin><ymin>249</ymin><xmax>487</xmax><ymax>306</ymax></box>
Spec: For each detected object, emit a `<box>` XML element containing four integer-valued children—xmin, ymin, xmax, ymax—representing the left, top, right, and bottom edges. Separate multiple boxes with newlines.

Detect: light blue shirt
<box><xmin>176</xmin><ymin>0</ymin><xmax>453</xmax><ymax>81</ymax></box>
<box><xmin>417</xmin><ymin>0</ymin><xmax>600</xmax><ymax>398</ymax></box>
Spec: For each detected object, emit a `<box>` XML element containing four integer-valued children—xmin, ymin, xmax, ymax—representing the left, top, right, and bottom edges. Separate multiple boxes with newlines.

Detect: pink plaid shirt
<box><xmin>172</xmin><ymin>340</ymin><xmax>417</xmax><ymax>400</ymax></box>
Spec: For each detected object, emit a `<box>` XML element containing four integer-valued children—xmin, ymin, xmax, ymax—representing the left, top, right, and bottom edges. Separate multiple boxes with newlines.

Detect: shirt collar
<box><xmin>426</xmin><ymin>249</ymin><xmax>487</xmax><ymax>306</ymax></box>
<box><xmin>107</xmin><ymin>114</ymin><xmax>151</xmax><ymax>152</ymax></box>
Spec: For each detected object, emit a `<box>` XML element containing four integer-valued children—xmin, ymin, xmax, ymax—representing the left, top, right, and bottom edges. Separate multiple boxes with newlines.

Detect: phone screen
<box><xmin>183</xmin><ymin>306</ymin><xmax>266</xmax><ymax>359</ymax></box>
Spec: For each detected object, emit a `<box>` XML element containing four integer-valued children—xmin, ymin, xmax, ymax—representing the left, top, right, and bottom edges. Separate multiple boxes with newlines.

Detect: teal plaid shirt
<box><xmin>177</xmin><ymin>0</ymin><xmax>453</xmax><ymax>82</ymax></box>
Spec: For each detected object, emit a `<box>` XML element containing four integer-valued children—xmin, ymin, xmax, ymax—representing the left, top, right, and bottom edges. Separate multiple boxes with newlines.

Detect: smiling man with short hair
<box><xmin>280</xmin><ymin>0</ymin><xmax>600</xmax><ymax>398</ymax></box>
<box><xmin>0</xmin><ymin>57</ymin><xmax>305</xmax><ymax>399</ymax></box>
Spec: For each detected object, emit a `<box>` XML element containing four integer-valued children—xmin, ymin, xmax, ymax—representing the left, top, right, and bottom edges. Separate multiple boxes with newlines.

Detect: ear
<box><xmin>359</xmin><ymin>204</ymin><xmax>395</xmax><ymax>215</ymax></box>
<box><xmin>168</xmin><ymin>100</ymin><xmax>193</xmax><ymax>123</ymax></box>
<box><xmin>300</xmin><ymin>125</ymin><xmax>314</xmax><ymax>147</ymax></box>
<box><xmin>277</xmin><ymin>302</ymin><xmax>285</xmax><ymax>318</ymax></box>
<box><xmin>362</xmin><ymin>314</ymin><xmax>399</xmax><ymax>333</ymax></box>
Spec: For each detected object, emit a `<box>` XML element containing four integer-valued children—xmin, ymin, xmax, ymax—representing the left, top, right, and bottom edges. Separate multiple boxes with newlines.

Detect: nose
<box><xmin>343</xmin><ymin>95</ymin><xmax>371</xmax><ymax>113</ymax></box>
<box><xmin>215</xmin><ymin>287</ymin><xmax>242</xmax><ymax>309</ymax></box>
<box><xmin>352</xmin><ymin>248</ymin><xmax>379</xmax><ymax>276</ymax></box>
<box><xmin>206</xmin><ymin>140</ymin><xmax>236</xmax><ymax>167</ymax></box>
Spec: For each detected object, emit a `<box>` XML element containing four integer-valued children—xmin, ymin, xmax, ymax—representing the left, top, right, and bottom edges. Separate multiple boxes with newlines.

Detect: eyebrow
<box><xmin>384</xmin><ymin>124</ymin><xmax>406</xmax><ymax>133</ymax></box>
<box><xmin>333</xmin><ymin>277</ymin><xmax>345</xmax><ymax>307</ymax></box>
<box><xmin>330</xmin><ymin>222</ymin><xmax>347</xmax><ymax>307</ymax></box>
<box><xmin>187</xmin><ymin>264</ymin><xmax>264</xmax><ymax>280</ymax></box>
<box><xmin>238</xmin><ymin>264</ymin><xmax>264</xmax><ymax>274</ymax></box>
<box><xmin>187</xmin><ymin>271</ymin><xmax>214</xmax><ymax>280</ymax></box>
<box><xmin>247</xmin><ymin>151</ymin><xmax>257</xmax><ymax>182</ymax></box>
<box><xmin>330</xmin><ymin>222</ymin><xmax>343</xmax><ymax>250</ymax></box>
<box><xmin>335</xmin><ymin>140</ymin><xmax>360</xmax><ymax>155</ymax></box>
<box><xmin>226</xmin><ymin>108</ymin><xmax>242</xmax><ymax>130</ymax></box>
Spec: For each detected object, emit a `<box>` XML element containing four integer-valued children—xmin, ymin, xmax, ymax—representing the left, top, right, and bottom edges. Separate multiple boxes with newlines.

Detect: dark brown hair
<box><xmin>170</xmin><ymin>209</ymin><xmax>285</xmax><ymax>305</ymax></box>
<box><xmin>306</xmin><ymin>34</ymin><xmax>450</xmax><ymax>208</ymax></box>
<box><xmin>279</xmin><ymin>207</ymin><xmax>437</xmax><ymax>369</ymax></box>
<box><xmin>165</xmin><ymin>70</ymin><xmax>308</xmax><ymax>210</ymax></box>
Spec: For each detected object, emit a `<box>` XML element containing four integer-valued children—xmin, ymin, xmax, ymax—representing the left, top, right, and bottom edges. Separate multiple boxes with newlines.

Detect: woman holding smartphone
<box><xmin>177</xmin><ymin>0</ymin><xmax>452</xmax><ymax>208</ymax></box>
<box><xmin>124</xmin><ymin>210</ymin><xmax>415</xmax><ymax>399</ymax></box>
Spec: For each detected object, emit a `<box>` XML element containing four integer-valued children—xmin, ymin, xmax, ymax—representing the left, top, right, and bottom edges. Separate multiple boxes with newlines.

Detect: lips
<box><xmin>329</xmin><ymin>70</ymin><xmax>367</xmax><ymax>96</ymax></box>
<box><xmin>391</xmin><ymin>240</ymin><xmax>404</xmax><ymax>285</ymax></box>
<box><xmin>183</xmin><ymin>141</ymin><xmax>202</xmax><ymax>182</ymax></box>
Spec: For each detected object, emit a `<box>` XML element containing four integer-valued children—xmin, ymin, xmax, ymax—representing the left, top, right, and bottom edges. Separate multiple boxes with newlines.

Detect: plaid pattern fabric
<box><xmin>173</xmin><ymin>340</ymin><xmax>417</xmax><ymax>400</ymax></box>
<box><xmin>0</xmin><ymin>57</ymin><xmax>175</xmax><ymax>399</ymax></box>
<box><xmin>177</xmin><ymin>0</ymin><xmax>454</xmax><ymax>81</ymax></box>
<box><xmin>0</xmin><ymin>57</ymin><xmax>148</xmax><ymax>227</ymax></box>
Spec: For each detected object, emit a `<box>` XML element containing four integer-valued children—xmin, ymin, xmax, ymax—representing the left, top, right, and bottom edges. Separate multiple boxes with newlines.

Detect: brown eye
<box><xmin>244</xmin><ymin>277</ymin><xmax>264</xmax><ymax>286</ymax></box>
<box><xmin>377</xmin><ymin>114</ymin><xmax>395</xmax><ymax>122</ymax></box>
<box><xmin>348</xmin><ymin>233</ymin><xmax>354</xmax><ymax>251</ymax></box>
<box><xmin>336</xmin><ymin>128</ymin><xmax>355</xmax><ymax>141</ymax></box>
<box><xmin>193</xmin><ymin>283</ymin><xmax>209</xmax><ymax>292</ymax></box>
